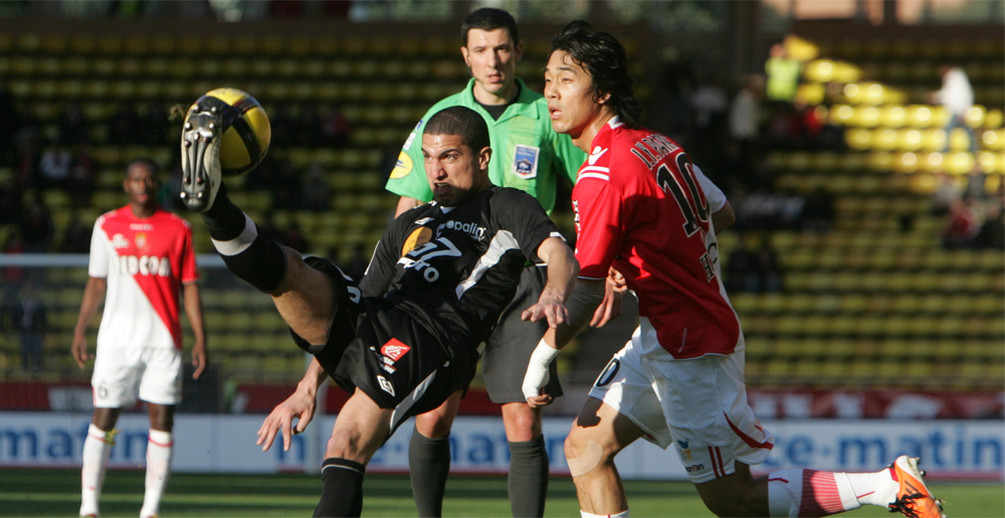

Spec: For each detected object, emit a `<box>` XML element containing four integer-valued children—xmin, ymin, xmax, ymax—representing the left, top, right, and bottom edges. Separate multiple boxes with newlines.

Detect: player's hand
<box><xmin>71</xmin><ymin>334</ymin><xmax>91</xmax><ymax>369</ymax></box>
<box><xmin>256</xmin><ymin>388</ymin><xmax>317</xmax><ymax>452</ymax></box>
<box><xmin>190</xmin><ymin>341</ymin><xmax>208</xmax><ymax>380</ymax></box>
<box><xmin>520</xmin><ymin>293</ymin><xmax>569</xmax><ymax>329</ymax></box>
<box><xmin>590</xmin><ymin>267</ymin><xmax>626</xmax><ymax>328</ymax></box>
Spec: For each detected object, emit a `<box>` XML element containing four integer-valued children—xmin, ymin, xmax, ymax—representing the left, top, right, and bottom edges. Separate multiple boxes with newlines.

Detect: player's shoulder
<box><xmin>155</xmin><ymin>209</ymin><xmax>194</xmax><ymax>231</ymax></box>
<box><xmin>490</xmin><ymin>185</ymin><xmax>544</xmax><ymax>210</ymax></box>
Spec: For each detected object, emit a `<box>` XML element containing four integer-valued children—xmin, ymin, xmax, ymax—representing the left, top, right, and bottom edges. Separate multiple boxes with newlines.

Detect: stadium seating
<box><xmin>0</xmin><ymin>26</ymin><xmax>1001</xmax><ymax>394</ymax></box>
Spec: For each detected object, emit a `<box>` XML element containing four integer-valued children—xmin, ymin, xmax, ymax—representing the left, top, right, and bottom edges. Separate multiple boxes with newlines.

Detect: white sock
<box><xmin>140</xmin><ymin>429</ymin><xmax>174</xmax><ymax>518</ymax></box>
<box><xmin>80</xmin><ymin>424</ymin><xmax>114</xmax><ymax>517</ymax></box>
<box><xmin>580</xmin><ymin>510</ymin><xmax>629</xmax><ymax>518</ymax></box>
<box><xmin>846</xmin><ymin>465</ymin><xmax>899</xmax><ymax>507</ymax></box>
<box><xmin>768</xmin><ymin>468</ymin><xmax>872</xmax><ymax>517</ymax></box>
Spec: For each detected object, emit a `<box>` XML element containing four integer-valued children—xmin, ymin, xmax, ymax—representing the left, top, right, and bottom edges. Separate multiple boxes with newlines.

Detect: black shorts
<box><xmin>291</xmin><ymin>257</ymin><xmax>477</xmax><ymax>434</ymax></box>
<box><xmin>480</xmin><ymin>264</ymin><xmax>562</xmax><ymax>403</ymax></box>
<box><xmin>333</xmin><ymin>302</ymin><xmax>475</xmax><ymax>433</ymax></box>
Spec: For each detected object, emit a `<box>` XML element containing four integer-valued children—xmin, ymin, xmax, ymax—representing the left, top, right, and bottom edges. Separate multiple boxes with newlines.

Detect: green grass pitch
<box><xmin>2</xmin><ymin>468</ymin><xmax>1002</xmax><ymax>517</ymax></box>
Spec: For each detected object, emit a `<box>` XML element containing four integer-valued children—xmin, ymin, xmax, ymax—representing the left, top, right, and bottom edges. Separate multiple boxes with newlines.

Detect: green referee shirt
<box><xmin>385</xmin><ymin>77</ymin><xmax>585</xmax><ymax>214</ymax></box>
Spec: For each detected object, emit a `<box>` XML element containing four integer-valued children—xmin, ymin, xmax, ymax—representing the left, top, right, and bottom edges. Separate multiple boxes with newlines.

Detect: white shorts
<box><xmin>91</xmin><ymin>345</ymin><xmax>183</xmax><ymax>408</ymax></box>
<box><xmin>588</xmin><ymin>317</ymin><xmax>773</xmax><ymax>483</ymax></box>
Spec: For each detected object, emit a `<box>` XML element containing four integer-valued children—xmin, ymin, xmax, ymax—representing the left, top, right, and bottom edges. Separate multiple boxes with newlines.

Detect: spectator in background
<box><xmin>19</xmin><ymin>193</ymin><xmax>54</xmax><ymax>253</ymax></box>
<box><xmin>964</xmin><ymin>163</ymin><xmax>988</xmax><ymax>201</ymax></box>
<box><xmin>941</xmin><ymin>198</ymin><xmax>981</xmax><ymax>249</ymax></box>
<box><xmin>344</xmin><ymin>244</ymin><xmax>369</xmax><ymax>282</ymax></box>
<box><xmin>689</xmin><ymin>76</ymin><xmax>729</xmax><ymax>171</ymax></box>
<box><xmin>301</xmin><ymin>163</ymin><xmax>331</xmax><ymax>212</ymax></box>
<box><xmin>930</xmin><ymin>64</ymin><xmax>977</xmax><ymax>155</ymax></box>
<box><xmin>38</xmin><ymin>138</ymin><xmax>73</xmax><ymax>190</ymax></box>
<box><xmin>108</xmin><ymin>102</ymin><xmax>142</xmax><ymax>145</ymax></box>
<box><xmin>0</xmin><ymin>177</ymin><xmax>23</xmax><ymax>226</ymax></box>
<box><xmin>14</xmin><ymin>281</ymin><xmax>47</xmax><ymax>373</ymax></box>
<box><xmin>60</xmin><ymin>213</ymin><xmax>93</xmax><ymax>254</ymax></box>
<box><xmin>974</xmin><ymin>201</ymin><xmax>1004</xmax><ymax>250</ymax></box>
<box><xmin>0</xmin><ymin>81</ymin><xmax>22</xmax><ymax>163</ymax></box>
<box><xmin>728</xmin><ymin>75</ymin><xmax>761</xmax><ymax>188</ymax></box>
<box><xmin>321</xmin><ymin>104</ymin><xmax>352</xmax><ymax>148</ymax></box>
<box><xmin>930</xmin><ymin>170</ymin><xmax>962</xmax><ymax>215</ymax></box>
<box><xmin>764</xmin><ymin>40</ymin><xmax>801</xmax><ymax>106</ymax></box>
<box><xmin>59</xmin><ymin>102</ymin><xmax>88</xmax><ymax>146</ymax></box>
<box><xmin>281</xmin><ymin>220</ymin><xmax>309</xmax><ymax>253</ymax></box>
<box><xmin>69</xmin><ymin>143</ymin><xmax>97</xmax><ymax>208</ymax></box>
<box><xmin>802</xmin><ymin>185</ymin><xmax>836</xmax><ymax>232</ymax></box>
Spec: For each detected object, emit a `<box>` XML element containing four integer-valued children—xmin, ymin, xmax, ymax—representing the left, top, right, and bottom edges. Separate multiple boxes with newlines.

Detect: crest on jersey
<box><xmin>676</xmin><ymin>439</ymin><xmax>692</xmax><ymax>462</ymax></box>
<box><xmin>389</xmin><ymin>151</ymin><xmax>413</xmax><ymax>179</ymax></box>
<box><xmin>135</xmin><ymin>232</ymin><xmax>147</xmax><ymax>250</ymax></box>
<box><xmin>513</xmin><ymin>145</ymin><xmax>539</xmax><ymax>179</ymax></box>
<box><xmin>402</xmin><ymin>227</ymin><xmax>433</xmax><ymax>256</ymax></box>
<box><xmin>381</xmin><ymin>338</ymin><xmax>411</xmax><ymax>361</ymax></box>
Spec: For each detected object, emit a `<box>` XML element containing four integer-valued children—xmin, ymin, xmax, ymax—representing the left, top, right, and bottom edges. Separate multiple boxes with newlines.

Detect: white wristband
<box><xmin>522</xmin><ymin>339</ymin><xmax>560</xmax><ymax>400</ymax></box>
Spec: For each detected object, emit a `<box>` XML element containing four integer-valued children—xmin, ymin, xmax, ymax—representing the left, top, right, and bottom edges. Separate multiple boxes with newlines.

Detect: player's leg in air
<box><xmin>180</xmin><ymin>98</ymin><xmax>336</xmax><ymax>345</ymax></box>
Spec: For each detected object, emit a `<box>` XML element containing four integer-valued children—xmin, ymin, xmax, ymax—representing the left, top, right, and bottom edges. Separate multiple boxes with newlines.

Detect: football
<box><xmin>185</xmin><ymin>87</ymin><xmax>271</xmax><ymax>176</ymax></box>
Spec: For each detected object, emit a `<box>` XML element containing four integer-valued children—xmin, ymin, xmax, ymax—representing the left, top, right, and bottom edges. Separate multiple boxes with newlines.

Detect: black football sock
<box><xmin>408</xmin><ymin>430</ymin><xmax>450</xmax><ymax>518</ymax></box>
<box><xmin>508</xmin><ymin>436</ymin><xmax>549</xmax><ymax>518</ymax></box>
<box><xmin>315</xmin><ymin>457</ymin><xmax>365</xmax><ymax>518</ymax></box>
<box><xmin>201</xmin><ymin>184</ymin><xmax>287</xmax><ymax>293</ymax></box>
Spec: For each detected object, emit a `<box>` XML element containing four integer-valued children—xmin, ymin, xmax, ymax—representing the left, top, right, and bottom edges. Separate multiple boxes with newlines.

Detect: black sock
<box><xmin>315</xmin><ymin>457</ymin><xmax>365</xmax><ymax>518</ymax></box>
<box><xmin>200</xmin><ymin>184</ymin><xmax>287</xmax><ymax>293</ymax></box>
<box><xmin>508</xmin><ymin>436</ymin><xmax>549</xmax><ymax>518</ymax></box>
<box><xmin>408</xmin><ymin>431</ymin><xmax>451</xmax><ymax>518</ymax></box>
<box><xmin>200</xmin><ymin>183</ymin><xmax>245</xmax><ymax>240</ymax></box>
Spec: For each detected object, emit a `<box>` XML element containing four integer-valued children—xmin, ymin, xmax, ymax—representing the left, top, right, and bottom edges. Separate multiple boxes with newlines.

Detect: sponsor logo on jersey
<box><xmin>588</xmin><ymin>146</ymin><xmax>608</xmax><ymax>165</ymax></box>
<box><xmin>111</xmin><ymin>254</ymin><xmax>172</xmax><ymax>277</ymax></box>
<box><xmin>685</xmin><ymin>463</ymin><xmax>706</xmax><ymax>473</ymax></box>
<box><xmin>389</xmin><ymin>151</ymin><xmax>414</xmax><ymax>179</ymax></box>
<box><xmin>438</xmin><ymin>219</ymin><xmax>486</xmax><ymax>241</ymax></box>
<box><xmin>402</xmin><ymin>121</ymin><xmax>421</xmax><ymax>150</ymax></box>
<box><xmin>513</xmin><ymin>145</ymin><xmax>539</xmax><ymax>179</ymax></box>
<box><xmin>111</xmin><ymin>233</ymin><xmax>130</xmax><ymax>249</ymax></box>
<box><xmin>402</xmin><ymin>227</ymin><xmax>433</xmax><ymax>256</ymax></box>
<box><xmin>381</xmin><ymin>338</ymin><xmax>410</xmax><ymax>361</ymax></box>
<box><xmin>377</xmin><ymin>375</ymin><xmax>395</xmax><ymax>396</ymax></box>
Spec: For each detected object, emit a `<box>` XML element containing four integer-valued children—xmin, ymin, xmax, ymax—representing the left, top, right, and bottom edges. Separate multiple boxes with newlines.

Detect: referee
<box><xmin>385</xmin><ymin>8</ymin><xmax>584</xmax><ymax>517</ymax></box>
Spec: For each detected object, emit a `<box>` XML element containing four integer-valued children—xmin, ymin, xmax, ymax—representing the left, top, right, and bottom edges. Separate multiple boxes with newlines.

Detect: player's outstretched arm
<box><xmin>257</xmin><ymin>357</ymin><xmax>328</xmax><ymax>452</ymax></box>
<box><xmin>182</xmin><ymin>282</ymin><xmax>208</xmax><ymax>379</ymax></box>
<box><xmin>71</xmin><ymin>277</ymin><xmax>106</xmax><ymax>369</ymax></box>
<box><xmin>520</xmin><ymin>236</ymin><xmax>578</xmax><ymax>328</ymax></box>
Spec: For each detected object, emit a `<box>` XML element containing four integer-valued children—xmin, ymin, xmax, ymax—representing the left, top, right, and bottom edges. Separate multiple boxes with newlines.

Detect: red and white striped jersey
<box><xmin>571</xmin><ymin>118</ymin><xmax>742</xmax><ymax>359</ymax></box>
<box><xmin>88</xmin><ymin>206</ymin><xmax>198</xmax><ymax>350</ymax></box>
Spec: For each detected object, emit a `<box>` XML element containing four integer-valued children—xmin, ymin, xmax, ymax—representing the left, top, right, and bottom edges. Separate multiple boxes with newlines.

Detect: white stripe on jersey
<box><xmin>579</xmin><ymin>169</ymin><xmax>610</xmax><ymax>182</ymax></box>
<box><xmin>455</xmin><ymin>230</ymin><xmax>519</xmax><ymax>299</ymax></box>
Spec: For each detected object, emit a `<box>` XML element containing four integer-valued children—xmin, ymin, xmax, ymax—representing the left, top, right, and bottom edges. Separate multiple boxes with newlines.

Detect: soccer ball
<box><xmin>185</xmin><ymin>87</ymin><xmax>271</xmax><ymax>176</ymax></box>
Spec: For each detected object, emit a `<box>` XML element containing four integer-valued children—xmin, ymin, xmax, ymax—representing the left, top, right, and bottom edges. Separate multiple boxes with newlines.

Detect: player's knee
<box><xmin>414</xmin><ymin>412</ymin><xmax>453</xmax><ymax>438</ymax></box>
<box><xmin>564</xmin><ymin>431</ymin><xmax>606</xmax><ymax>477</ymax></box>
<box><xmin>326</xmin><ymin>428</ymin><xmax>368</xmax><ymax>463</ymax></box>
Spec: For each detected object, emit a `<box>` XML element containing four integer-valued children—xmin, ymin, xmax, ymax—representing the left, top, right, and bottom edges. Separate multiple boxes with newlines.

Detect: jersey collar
<box><xmin>462</xmin><ymin>77</ymin><xmax>539</xmax><ymax>123</ymax></box>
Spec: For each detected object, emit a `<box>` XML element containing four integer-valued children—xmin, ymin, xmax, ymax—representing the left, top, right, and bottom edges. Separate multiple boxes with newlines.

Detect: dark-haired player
<box><xmin>522</xmin><ymin>21</ymin><xmax>945</xmax><ymax>518</ymax></box>
<box><xmin>181</xmin><ymin>105</ymin><xmax>577</xmax><ymax>517</ymax></box>
<box><xmin>384</xmin><ymin>8</ymin><xmax>585</xmax><ymax>516</ymax></box>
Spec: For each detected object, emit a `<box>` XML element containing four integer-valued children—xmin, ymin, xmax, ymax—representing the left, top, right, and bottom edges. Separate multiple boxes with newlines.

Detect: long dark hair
<box><xmin>550</xmin><ymin>20</ymin><xmax>642</xmax><ymax>128</ymax></box>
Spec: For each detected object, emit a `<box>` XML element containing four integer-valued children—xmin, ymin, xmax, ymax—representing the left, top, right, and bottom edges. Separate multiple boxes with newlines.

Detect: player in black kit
<box><xmin>180</xmin><ymin>105</ymin><xmax>578</xmax><ymax>517</ymax></box>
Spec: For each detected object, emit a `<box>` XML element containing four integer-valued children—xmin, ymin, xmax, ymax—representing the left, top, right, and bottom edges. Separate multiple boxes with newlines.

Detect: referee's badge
<box><xmin>513</xmin><ymin>144</ymin><xmax>539</xmax><ymax>179</ymax></box>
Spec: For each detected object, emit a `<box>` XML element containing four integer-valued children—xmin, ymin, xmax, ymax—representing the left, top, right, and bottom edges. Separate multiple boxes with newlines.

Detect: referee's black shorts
<box><xmin>480</xmin><ymin>264</ymin><xmax>562</xmax><ymax>403</ymax></box>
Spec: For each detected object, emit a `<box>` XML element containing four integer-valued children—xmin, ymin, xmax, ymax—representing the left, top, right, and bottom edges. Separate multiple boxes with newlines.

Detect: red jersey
<box><xmin>571</xmin><ymin>118</ymin><xmax>741</xmax><ymax>358</ymax></box>
<box><xmin>88</xmin><ymin>206</ymin><xmax>198</xmax><ymax>350</ymax></box>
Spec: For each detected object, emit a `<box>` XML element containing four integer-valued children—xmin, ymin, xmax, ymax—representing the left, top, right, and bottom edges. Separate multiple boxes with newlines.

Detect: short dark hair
<box><xmin>127</xmin><ymin>157</ymin><xmax>160</xmax><ymax>177</ymax></box>
<box><xmin>462</xmin><ymin>7</ymin><xmax>519</xmax><ymax>46</ymax></box>
<box><xmin>424</xmin><ymin>106</ymin><xmax>490</xmax><ymax>153</ymax></box>
<box><xmin>550</xmin><ymin>20</ymin><xmax>642</xmax><ymax>128</ymax></box>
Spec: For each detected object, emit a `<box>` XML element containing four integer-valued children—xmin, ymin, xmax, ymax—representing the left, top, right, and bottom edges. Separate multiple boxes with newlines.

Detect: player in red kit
<box><xmin>520</xmin><ymin>21</ymin><xmax>945</xmax><ymax>518</ymax></box>
<box><xmin>72</xmin><ymin>158</ymin><xmax>207</xmax><ymax>518</ymax></box>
